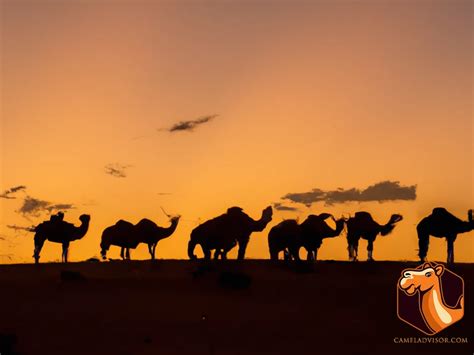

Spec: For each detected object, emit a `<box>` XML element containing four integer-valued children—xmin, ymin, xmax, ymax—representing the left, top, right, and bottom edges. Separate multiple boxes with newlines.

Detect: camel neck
<box><xmin>75</xmin><ymin>221</ymin><xmax>89</xmax><ymax>238</ymax></box>
<box><xmin>165</xmin><ymin>221</ymin><xmax>178</xmax><ymax>236</ymax></box>
<box><xmin>421</xmin><ymin>284</ymin><xmax>452</xmax><ymax>332</ymax></box>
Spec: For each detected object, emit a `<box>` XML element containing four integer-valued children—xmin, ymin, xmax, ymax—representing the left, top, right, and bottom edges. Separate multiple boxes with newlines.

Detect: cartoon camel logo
<box><xmin>397</xmin><ymin>262</ymin><xmax>464</xmax><ymax>335</ymax></box>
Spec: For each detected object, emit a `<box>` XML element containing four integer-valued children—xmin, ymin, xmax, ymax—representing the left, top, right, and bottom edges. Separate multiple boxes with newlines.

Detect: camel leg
<box><xmin>148</xmin><ymin>244</ymin><xmax>153</xmax><ymax>258</ymax></box>
<box><xmin>220</xmin><ymin>246</ymin><xmax>232</xmax><ymax>260</ymax></box>
<box><xmin>270</xmin><ymin>249</ymin><xmax>279</xmax><ymax>261</ymax></box>
<box><xmin>306</xmin><ymin>250</ymin><xmax>314</xmax><ymax>262</ymax></box>
<box><xmin>152</xmin><ymin>244</ymin><xmax>157</xmax><ymax>260</ymax></box>
<box><xmin>354</xmin><ymin>239</ymin><xmax>359</xmax><ymax>261</ymax></box>
<box><xmin>447</xmin><ymin>236</ymin><xmax>455</xmax><ymax>264</ymax></box>
<box><xmin>203</xmin><ymin>248</ymin><xmax>212</xmax><ymax>260</ymax></box>
<box><xmin>349</xmin><ymin>237</ymin><xmax>359</xmax><ymax>261</ymax></box>
<box><xmin>33</xmin><ymin>236</ymin><xmax>45</xmax><ymax>264</ymax></box>
<box><xmin>367</xmin><ymin>239</ymin><xmax>374</xmax><ymax>262</ymax></box>
<box><xmin>214</xmin><ymin>249</ymin><xmax>221</xmax><ymax>260</ymax></box>
<box><xmin>120</xmin><ymin>247</ymin><xmax>125</xmax><ymax>260</ymax></box>
<box><xmin>237</xmin><ymin>239</ymin><xmax>249</xmax><ymax>260</ymax></box>
<box><xmin>62</xmin><ymin>242</ymin><xmax>69</xmax><ymax>263</ymax></box>
<box><xmin>289</xmin><ymin>245</ymin><xmax>301</xmax><ymax>261</ymax></box>
<box><xmin>126</xmin><ymin>248</ymin><xmax>131</xmax><ymax>260</ymax></box>
<box><xmin>314</xmin><ymin>248</ymin><xmax>318</xmax><ymax>261</ymax></box>
<box><xmin>417</xmin><ymin>226</ymin><xmax>429</xmax><ymax>262</ymax></box>
<box><xmin>347</xmin><ymin>233</ymin><xmax>359</xmax><ymax>261</ymax></box>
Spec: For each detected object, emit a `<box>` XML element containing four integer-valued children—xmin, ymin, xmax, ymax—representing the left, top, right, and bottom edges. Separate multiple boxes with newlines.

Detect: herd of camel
<box><xmin>30</xmin><ymin>206</ymin><xmax>473</xmax><ymax>264</ymax></box>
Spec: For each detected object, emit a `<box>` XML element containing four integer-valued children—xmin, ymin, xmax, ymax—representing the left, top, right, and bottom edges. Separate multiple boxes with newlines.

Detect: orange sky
<box><xmin>1</xmin><ymin>0</ymin><xmax>472</xmax><ymax>263</ymax></box>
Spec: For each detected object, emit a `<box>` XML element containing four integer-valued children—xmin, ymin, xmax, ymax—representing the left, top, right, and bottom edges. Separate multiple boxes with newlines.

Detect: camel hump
<box><xmin>432</xmin><ymin>207</ymin><xmax>449</xmax><ymax>216</ymax></box>
<box><xmin>354</xmin><ymin>211</ymin><xmax>373</xmax><ymax>221</ymax></box>
<box><xmin>227</xmin><ymin>206</ymin><xmax>243</xmax><ymax>214</ymax></box>
<box><xmin>317</xmin><ymin>213</ymin><xmax>333</xmax><ymax>220</ymax></box>
<box><xmin>136</xmin><ymin>218</ymin><xmax>158</xmax><ymax>230</ymax></box>
<box><xmin>115</xmin><ymin>220</ymin><xmax>134</xmax><ymax>228</ymax></box>
<box><xmin>275</xmin><ymin>219</ymin><xmax>298</xmax><ymax>228</ymax></box>
<box><xmin>431</xmin><ymin>207</ymin><xmax>461</xmax><ymax>223</ymax></box>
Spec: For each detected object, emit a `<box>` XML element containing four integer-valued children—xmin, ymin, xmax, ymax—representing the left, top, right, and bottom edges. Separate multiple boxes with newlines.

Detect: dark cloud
<box><xmin>273</xmin><ymin>202</ymin><xmax>300</xmax><ymax>212</ymax></box>
<box><xmin>282</xmin><ymin>181</ymin><xmax>417</xmax><ymax>206</ymax></box>
<box><xmin>0</xmin><ymin>185</ymin><xmax>26</xmax><ymax>199</ymax></box>
<box><xmin>6</xmin><ymin>224</ymin><xmax>35</xmax><ymax>232</ymax></box>
<box><xmin>104</xmin><ymin>163</ymin><xmax>132</xmax><ymax>178</ymax></box>
<box><xmin>17</xmin><ymin>196</ymin><xmax>75</xmax><ymax>218</ymax></box>
<box><xmin>165</xmin><ymin>114</ymin><xmax>218</xmax><ymax>132</ymax></box>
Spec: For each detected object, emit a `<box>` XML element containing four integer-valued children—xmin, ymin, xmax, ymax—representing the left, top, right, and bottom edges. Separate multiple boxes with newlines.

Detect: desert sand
<box><xmin>0</xmin><ymin>260</ymin><xmax>472</xmax><ymax>355</ymax></box>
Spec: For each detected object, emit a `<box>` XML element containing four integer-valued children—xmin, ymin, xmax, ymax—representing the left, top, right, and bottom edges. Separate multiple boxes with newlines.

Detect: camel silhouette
<box><xmin>268</xmin><ymin>213</ymin><xmax>345</xmax><ymax>261</ymax></box>
<box><xmin>346</xmin><ymin>211</ymin><xmax>402</xmax><ymax>261</ymax></box>
<box><xmin>417</xmin><ymin>208</ymin><xmax>473</xmax><ymax>264</ymax></box>
<box><xmin>398</xmin><ymin>263</ymin><xmax>464</xmax><ymax>334</ymax></box>
<box><xmin>33</xmin><ymin>212</ymin><xmax>91</xmax><ymax>264</ymax></box>
<box><xmin>100</xmin><ymin>216</ymin><xmax>180</xmax><ymax>260</ymax></box>
<box><xmin>188</xmin><ymin>206</ymin><xmax>273</xmax><ymax>260</ymax></box>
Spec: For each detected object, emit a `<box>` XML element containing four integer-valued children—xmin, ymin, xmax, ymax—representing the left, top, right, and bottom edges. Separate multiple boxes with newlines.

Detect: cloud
<box><xmin>0</xmin><ymin>185</ymin><xmax>26</xmax><ymax>199</ymax></box>
<box><xmin>6</xmin><ymin>224</ymin><xmax>35</xmax><ymax>232</ymax></box>
<box><xmin>273</xmin><ymin>202</ymin><xmax>300</xmax><ymax>212</ymax></box>
<box><xmin>157</xmin><ymin>192</ymin><xmax>172</xmax><ymax>196</ymax></box>
<box><xmin>104</xmin><ymin>163</ymin><xmax>132</xmax><ymax>178</ymax></box>
<box><xmin>17</xmin><ymin>196</ymin><xmax>75</xmax><ymax>218</ymax></box>
<box><xmin>164</xmin><ymin>114</ymin><xmax>218</xmax><ymax>133</ymax></box>
<box><xmin>282</xmin><ymin>181</ymin><xmax>417</xmax><ymax>206</ymax></box>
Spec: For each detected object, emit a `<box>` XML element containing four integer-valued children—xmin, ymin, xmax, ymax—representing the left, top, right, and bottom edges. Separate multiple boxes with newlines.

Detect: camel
<box><xmin>417</xmin><ymin>208</ymin><xmax>473</xmax><ymax>264</ymax></box>
<box><xmin>398</xmin><ymin>263</ymin><xmax>463</xmax><ymax>334</ymax></box>
<box><xmin>188</xmin><ymin>206</ymin><xmax>273</xmax><ymax>260</ymax></box>
<box><xmin>100</xmin><ymin>215</ymin><xmax>180</xmax><ymax>260</ymax></box>
<box><xmin>346</xmin><ymin>211</ymin><xmax>403</xmax><ymax>261</ymax></box>
<box><xmin>268</xmin><ymin>213</ymin><xmax>345</xmax><ymax>261</ymax></box>
<box><xmin>33</xmin><ymin>213</ymin><xmax>91</xmax><ymax>264</ymax></box>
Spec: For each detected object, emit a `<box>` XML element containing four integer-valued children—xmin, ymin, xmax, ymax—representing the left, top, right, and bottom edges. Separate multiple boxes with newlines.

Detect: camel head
<box><xmin>399</xmin><ymin>263</ymin><xmax>443</xmax><ymax>295</ymax></box>
<box><xmin>468</xmin><ymin>209</ymin><xmax>473</xmax><ymax>223</ymax></box>
<box><xmin>261</xmin><ymin>206</ymin><xmax>273</xmax><ymax>224</ymax></box>
<box><xmin>170</xmin><ymin>215</ymin><xmax>181</xmax><ymax>224</ymax></box>
<box><xmin>334</xmin><ymin>216</ymin><xmax>347</xmax><ymax>234</ymax></box>
<box><xmin>79</xmin><ymin>214</ymin><xmax>91</xmax><ymax>224</ymax></box>
<box><xmin>389</xmin><ymin>214</ymin><xmax>404</xmax><ymax>224</ymax></box>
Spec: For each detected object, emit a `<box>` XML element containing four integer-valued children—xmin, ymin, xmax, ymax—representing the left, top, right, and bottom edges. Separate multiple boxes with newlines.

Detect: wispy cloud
<box><xmin>157</xmin><ymin>192</ymin><xmax>172</xmax><ymax>196</ymax></box>
<box><xmin>0</xmin><ymin>185</ymin><xmax>26</xmax><ymax>199</ymax></box>
<box><xmin>104</xmin><ymin>163</ymin><xmax>132</xmax><ymax>178</ymax></box>
<box><xmin>17</xmin><ymin>196</ymin><xmax>75</xmax><ymax>218</ymax></box>
<box><xmin>163</xmin><ymin>114</ymin><xmax>218</xmax><ymax>133</ymax></box>
<box><xmin>282</xmin><ymin>181</ymin><xmax>417</xmax><ymax>206</ymax></box>
<box><xmin>6</xmin><ymin>224</ymin><xmax>35</xmax><ymax>232</ymax></box>
<box><xmin>273</xmin><ymin>202</ymin><xmax>300</xmax><ymax>212</ymax></box>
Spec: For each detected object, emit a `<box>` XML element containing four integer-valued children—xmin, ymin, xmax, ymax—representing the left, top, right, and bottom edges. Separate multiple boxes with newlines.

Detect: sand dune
<box><xmin>0</xmin><ymin>260</ymin><xmax>472</xmax><ymax>355</ymax></box>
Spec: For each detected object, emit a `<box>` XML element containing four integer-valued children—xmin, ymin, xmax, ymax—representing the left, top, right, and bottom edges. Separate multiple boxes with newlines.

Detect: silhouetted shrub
<box><xmin>217</xmin><ymin>271</ymin><xmax>252</xmax><ymax>289</ymax></box>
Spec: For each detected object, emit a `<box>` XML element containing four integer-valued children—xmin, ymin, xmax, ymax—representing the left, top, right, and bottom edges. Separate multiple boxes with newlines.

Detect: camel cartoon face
<box><xmin>397</xmin><ymin>262</ymin><xmax>464</xmax><ymax>335</ymax></box>
<box><xmin>399</xmin><ymin>263</ymin><xmax>444</xmax><ymax>295</ymax></box>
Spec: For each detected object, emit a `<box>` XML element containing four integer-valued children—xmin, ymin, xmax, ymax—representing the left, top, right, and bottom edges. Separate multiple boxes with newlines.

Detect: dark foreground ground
<box><xmin>0</xmin><ymin>260</ymin><xmax>472</xmax><ymax>355</ymax></box>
